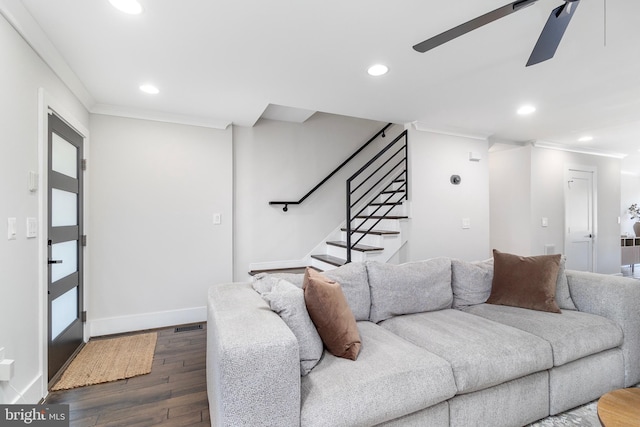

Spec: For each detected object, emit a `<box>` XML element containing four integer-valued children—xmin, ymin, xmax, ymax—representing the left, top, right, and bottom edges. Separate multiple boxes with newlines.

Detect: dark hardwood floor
<box><xmin>45</xmin><ymin>324</ymin><xmax>210</xmax><ymax>427</ymax></box>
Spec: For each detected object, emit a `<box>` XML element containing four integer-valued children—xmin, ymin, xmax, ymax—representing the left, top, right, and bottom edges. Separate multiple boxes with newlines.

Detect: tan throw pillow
<box><xmin>303</xmin><ymin>267</ymin><xmax>361</xmax><ymax>360</ymax></box>
<box><xmin>487</xmin><ymin>250</ymin><xmax>562</xmax><ymax>313</ymax></box>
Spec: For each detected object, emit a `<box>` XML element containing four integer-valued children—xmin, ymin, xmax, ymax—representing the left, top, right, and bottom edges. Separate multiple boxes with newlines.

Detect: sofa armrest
<box><xmin>207</xmin><ymin>282</ymin><xmax>300</xmax><ymax>427</ymax></box>
<box><xmin>566</xmin><ymin>270</ymin><xmax>640</xmax><ymax>387</ymax></box>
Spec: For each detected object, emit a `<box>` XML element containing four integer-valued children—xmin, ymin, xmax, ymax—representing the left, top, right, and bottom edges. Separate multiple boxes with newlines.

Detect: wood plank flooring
<box><xmin>45</xmin><ymin>324</ymin><xmax>210</xmax><ymax>427</ymax></box>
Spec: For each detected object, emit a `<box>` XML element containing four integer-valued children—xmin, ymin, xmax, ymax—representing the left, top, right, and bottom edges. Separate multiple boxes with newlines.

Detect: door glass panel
<box><xmin>51</xmin><ymin>286</ymin><xmax>78</xmax><ymax>340</ymax></box>
<box><xmin>51</xmin><ymin>189</ymin><xmax>77</xmax><ymax>227</ymax></box>
<box><xmin>51</xmin><ymin>240</ymin><xmax>77</xmax><ymax>282</ymax></box>
<box><xmin>52</xmin><ymin>133</ymin><xmax>77</xmax><ymax>179</ymax></box>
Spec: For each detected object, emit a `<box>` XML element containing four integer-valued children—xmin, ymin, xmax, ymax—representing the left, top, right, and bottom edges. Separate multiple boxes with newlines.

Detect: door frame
<box><xmin>38</xmin><ymin>89</ymin><xmax>90</xmax><ymax>397</ymax></box>
<box><xmin>563</xmin><ymin>164</ymin><xmax>597</xmax><ymax>272</ymax></box>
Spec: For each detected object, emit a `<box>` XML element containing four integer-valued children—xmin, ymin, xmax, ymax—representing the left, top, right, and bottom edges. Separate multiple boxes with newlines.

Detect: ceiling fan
<box><xmin>413</xmin><ymin>0</ymin><xmax>580</xmax><ymax>66</ymax></box>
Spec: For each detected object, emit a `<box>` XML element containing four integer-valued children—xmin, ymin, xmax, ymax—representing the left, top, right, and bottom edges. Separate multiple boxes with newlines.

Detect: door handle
<box><xmin>585</xmin><ymin>234</ymin><xmax>593</xmax><ymax>238</ymax></box>
<box><xmin>48</xmin><ymin>259</ymin><xmax>63</xmax><ymax>264</ymax></box>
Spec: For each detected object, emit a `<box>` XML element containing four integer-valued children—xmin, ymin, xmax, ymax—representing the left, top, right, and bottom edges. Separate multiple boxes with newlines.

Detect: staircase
<box><xmin>253</xmin><ymin>125</ymin><xmax>409</xmax><ymax>275</ymax></box>
<box><xmin>309</xmin><ymin>177</ymin><xmax>409</xmax><ymax>270</ymax></box>
<box><xmin>309</xmin><ymin>128</ymin><xmax>409</xmax><ymax>270</ymax></box>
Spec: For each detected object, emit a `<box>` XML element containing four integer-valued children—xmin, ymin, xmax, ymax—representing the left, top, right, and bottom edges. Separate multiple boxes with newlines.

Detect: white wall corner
<box><xmin>91</xmin><ymin>104</ymin><xmax>232</xmax><ymax>130</ymax></box>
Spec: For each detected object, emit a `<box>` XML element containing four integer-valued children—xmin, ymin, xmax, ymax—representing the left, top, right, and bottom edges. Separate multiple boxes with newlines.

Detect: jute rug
<box><xmin>51</xmin><ymin>332</ymin><xmax>157</xmax><ymax>391</ymax></box>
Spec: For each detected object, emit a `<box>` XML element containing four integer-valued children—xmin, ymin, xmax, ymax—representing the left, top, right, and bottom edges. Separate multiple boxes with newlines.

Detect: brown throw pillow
<box><xmin>303</xmin><ymin>267</ymin><xmax>361</xmax><ymax>360</ymax></box>
<box><xmin>487</xmin><ymin>250</ymin><xmax>562</xmax><ymax>313</ymax></box>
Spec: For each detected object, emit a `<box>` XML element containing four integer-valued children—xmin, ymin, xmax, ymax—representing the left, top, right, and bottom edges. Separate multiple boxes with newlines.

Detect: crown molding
<box><xmin>91</xmin><ymin>104</ymin><xmax>232</xmax><ymax>130</ymax></box>
<box><xmin>410</xmin><ymin>121</ymin><xmax>489</xmax><ymax>141</ymax></box>
<box><xmin>0</xmin><ymin>0</ymin><xmax>95</xmax><ymax>110</ymax></box>
<box><xmin>533</xmin><ymin>140</ymin><xmax>627</xmax><ymax>159</ymax></box>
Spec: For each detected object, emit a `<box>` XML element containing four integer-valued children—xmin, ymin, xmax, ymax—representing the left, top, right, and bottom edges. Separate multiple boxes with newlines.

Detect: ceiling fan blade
<box><xmin>413</xmin><ymin>0</ymin><xmax>539</xmax><ymax>53</ymax></box>
<box><xmin>526</xmin><ymin>0</ymin><xmax>580</xmax><ymax>66</ymax></box>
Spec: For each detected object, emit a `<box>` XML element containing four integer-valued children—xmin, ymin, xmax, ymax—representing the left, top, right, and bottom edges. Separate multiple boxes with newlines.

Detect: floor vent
<box><xmin>174</xmin><ymin>324</ymin><xmax>203</xmax><ymax>333</ymax></box>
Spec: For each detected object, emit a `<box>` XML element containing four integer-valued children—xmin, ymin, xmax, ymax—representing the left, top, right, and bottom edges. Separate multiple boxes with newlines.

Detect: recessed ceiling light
<box><xmin>578</xmin><ymin>136</ymin><xmax>593</xmax><ymax>142</ymax></box>
<box><xmin>109</xmin><ymin>0</ymin><xmax>143</xmax><ymax>15</ymax></box>
<box><xmin>367</xmin><ymin>64</ymin><xmax>389</xmax><ymax>77</ymax></box>
<box><xmin>517</xmin><ymin>105</ymin><xmax>536</xmax><ymax>115</ymax></box>
<box><xmin>139</xmin><ymin>84</ymin><xmax>159</xmax><ymax>94</ymax></box>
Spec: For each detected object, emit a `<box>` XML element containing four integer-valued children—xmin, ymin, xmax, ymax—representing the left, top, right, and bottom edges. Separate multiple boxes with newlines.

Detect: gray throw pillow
<box><xmin>251</xmin><ymin>272</ymin><xmax>281</xmax><ymax>295</ymax></box>
<box><xmin>555</xmin><ymin>256</ymin><xmax>577</xmax><ymax>310</ymax></box>
<box><xmin>262</xmin><ymin>279</ymin><xmax>323</xmax><ymax>376</ymax></box>
<box><xmin>367</xmin><ymin>258</ymin><xmax>453</xmax><ymax>323</ymax></box>
<box><xmin>451</xmin><ymin>258</ymin><xmax>494</xmax><ymax>309</ymax></box>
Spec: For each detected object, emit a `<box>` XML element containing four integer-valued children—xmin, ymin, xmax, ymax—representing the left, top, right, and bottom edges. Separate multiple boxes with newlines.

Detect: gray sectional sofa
<box><xmin>206</xmin><ymin>257</ymin><xmax>640</xmax><ymax>427</ymax></box>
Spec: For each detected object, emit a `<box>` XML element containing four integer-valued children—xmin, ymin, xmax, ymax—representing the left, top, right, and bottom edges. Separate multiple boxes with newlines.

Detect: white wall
<box><xmin>88</xmin><ymin>115</ymin><xmax>233</xmax><ymax>335</ymax></box>
<box><xmin>489</xmin><ymin>145</ymin><xmax>532</xmax><ymax>255</ymax></box>
<box><xmin>233</xmin><ymin>114</ymin><xmax>393</xmax><ymax>280</ymax></box>
<box><xmin>403</xmin><ymin>129</ymin><xmax>491</xmax><ymax>262</ymax></box>
<box><xmin>489</xmin><ymin>144</ymin><xmax>621</xmax><ymax>274</ymax></box>
<box><xmin>0</xmin><ymin>13</ymin><xmax>89</xmax><ymax>403</ymax></box>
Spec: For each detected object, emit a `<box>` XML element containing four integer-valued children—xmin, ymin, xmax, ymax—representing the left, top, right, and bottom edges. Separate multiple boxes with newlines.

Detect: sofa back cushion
<box><xmin>367</xmin><ymin>258</ymin><xmax>453</xmax><ymax>323</ymax></box>
<box><xmin>262</xmin><ymin>263</ymin><xmax>371</xmax><ymax>321</ymax></box>
<box><xmin>451</xmin><ymin>258</ymin><xmax>494</xmax><ymax>309</ymax></box>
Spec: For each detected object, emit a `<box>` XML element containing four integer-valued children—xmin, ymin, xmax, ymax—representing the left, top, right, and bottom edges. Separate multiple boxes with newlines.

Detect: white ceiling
<box><xmin>6</xmin><ymin>0</ymin><xmax>640</xmax><ymax>163</ymax></box>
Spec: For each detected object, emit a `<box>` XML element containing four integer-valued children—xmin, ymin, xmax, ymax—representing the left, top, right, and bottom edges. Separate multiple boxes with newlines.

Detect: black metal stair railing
<box><xmin>269</xmin><ymin>123</ymin><xmax>393</xmax><ymax>212</ymax></box>
<box><xmin>346</xmin><ymin>130</ymin><xmax>408</xmax><ymax>263</ymax></box>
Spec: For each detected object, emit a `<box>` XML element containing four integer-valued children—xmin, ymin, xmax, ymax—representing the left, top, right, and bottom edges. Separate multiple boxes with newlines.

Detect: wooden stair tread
<box><xmin>249</xmin><ymin>266</ymin><xmax>315</xmax><ymax>276</ymax></box>
<box><xmin>326</xmin><ymin>241</ymin><xmax>383</xmax><ymax>252</ymax></box>
<box><xmin>355</xmin><ymin>215</ymin><xmax>408</xmax><ymax>220</ymax></box>
<box><xmin>369</xmin><ymin>201</ymin><xmax>404</xmax><ymax>206</ymax></box>
<box><xmin>310</xmin><ymin>254</ymin><xmax>346</xmax><ymax>267</ymax></box>
<box><xmin>341</xmin><ymin>228</ymin><xmax>399</xmax><ymax>235</ymax></box>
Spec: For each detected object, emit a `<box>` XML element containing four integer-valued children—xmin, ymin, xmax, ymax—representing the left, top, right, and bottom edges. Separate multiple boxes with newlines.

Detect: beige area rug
<box><xmin>51</xmin><ymin>332</ymin><xmax>157</xmax><ymax>391</ymax></box>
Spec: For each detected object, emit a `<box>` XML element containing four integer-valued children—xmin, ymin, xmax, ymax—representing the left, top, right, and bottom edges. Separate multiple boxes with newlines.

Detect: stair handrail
<box><xmin>269</xmin><ymin>123</ymin><xmax>393</xmax><ymax>212</ymax></box>
<box><xmin>346</xmin><ymin>130</ymin><xmax>408</xmax><ymax>262</ymax></box>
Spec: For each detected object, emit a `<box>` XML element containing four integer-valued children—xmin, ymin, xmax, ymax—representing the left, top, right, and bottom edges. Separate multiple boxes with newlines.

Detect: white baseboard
<box><xmin>2</xmin><ymin>374</ymin><xmax>44</xmax><ymax>404</ymax></box>
<box><xmin>89</xmin><ymin>306</ymin><xmax>207</xmax><ymax>337</ymax></box>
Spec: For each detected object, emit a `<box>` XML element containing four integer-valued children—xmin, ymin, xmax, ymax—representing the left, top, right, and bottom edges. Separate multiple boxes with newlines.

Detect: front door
<box><xmin>47</xmin><ymin>112</ymin><xmax>85</xmax><ymax>383</ymax></box>
<box><xmin>564</xmin><ymin>168</ymin><xmax>595</xmax><ymax>271</ymax></box>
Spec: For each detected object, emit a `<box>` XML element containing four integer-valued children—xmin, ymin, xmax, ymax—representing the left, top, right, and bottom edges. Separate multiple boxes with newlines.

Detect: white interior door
<box><xmin>564</xmin><ymin>168</ymin><xmax>595</xmax><ymax>271</ymax></box>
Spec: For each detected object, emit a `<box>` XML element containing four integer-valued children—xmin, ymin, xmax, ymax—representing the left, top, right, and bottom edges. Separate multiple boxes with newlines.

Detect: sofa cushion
<box><xmin>367</xmin><ymin>258</ymin><xmax>453</xmax><ymax>323</ymax></box>
<box><xmin>268</xmin><ymin>262</ymin><xmax>371</xmax><ymax>321</ymax></box>
<box><xmin>303</xmin><ymin>268</ymin><xmax>361</xmax><ymax>360</ymax></box>
<box><xmin>380</xmin><ymin>309</ymin><xmax>553</xmax><ymax>394</ymax></box>
<box><xmin>464</xmin><ymin>303</ymin><xmax>623</xmax><ymax>366</ymax></box>
<box><xmin>451</xmin><ymin>258</ymin><xmax>493</xmax><ymax>309</ymax></box>
<box><xmin>300</xmin><ymin>321</ymin><xmax>457</xmax><ymax>427</ymax></box>
<box><xmin>487</xmin><ymin>250</ymin><xmax>562</xmax><ymax>313</ymax></box>
<box><xmin>262</xmin><ymin>279</ymin><xmax>324</xmax><ymax>376</ymax></box>
<box><xmin>555</xmin><ymin>258</ymin><xmax>577</xmax><ymax>310</ymax></box>
<box><xmin>452</xmin><ymin>256</ymin><xmax>576</xmax><ymax>311</ymax></box>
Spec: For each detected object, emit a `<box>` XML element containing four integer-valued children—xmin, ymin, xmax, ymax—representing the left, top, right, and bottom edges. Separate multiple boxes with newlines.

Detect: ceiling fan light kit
<box><xmin>413</xmin><ymin>0</ymin><xmax>581</xmax><ymax>67</ymax></box>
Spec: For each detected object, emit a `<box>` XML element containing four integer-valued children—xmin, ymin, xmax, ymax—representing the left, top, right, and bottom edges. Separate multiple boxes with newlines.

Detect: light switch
<box><xmin>462</xmin><ymin>218</ymin><xmax>471</xmax><ymax>229</ymax></box>
<box><xmin>7</xmin><ymin>218</ymin><xmax>16</xmax><ymax>240</ymax></box>
<box><xmin>26</xmin><ymin>217</ymin><xmax>37</xmax><ymax>238</ymax></box>
<box><xmin>541</xmin><ymin>217</ymin><xmax>549</xmax><ymax>227</ymax></box>
<box><xmin>213</xmin><ymin>213</ymin><xmax>222</xmax><ymax>225</ymax></box>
